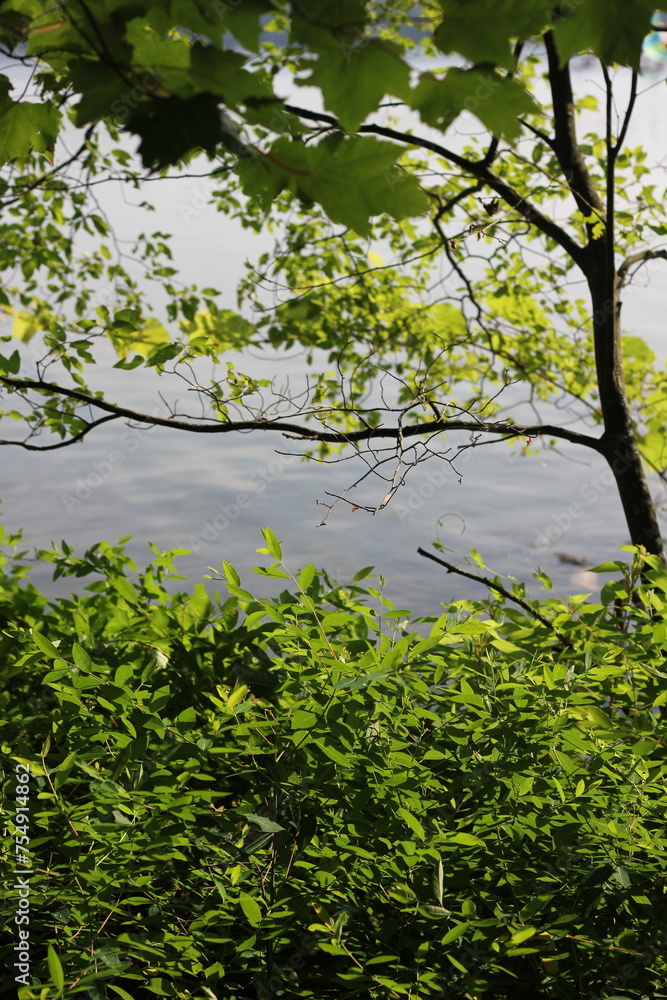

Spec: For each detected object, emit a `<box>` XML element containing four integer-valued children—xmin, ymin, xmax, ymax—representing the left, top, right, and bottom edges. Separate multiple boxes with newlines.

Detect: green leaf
<box><xmin>492</xmin><ymin>637</ymin><xmax>522</xmax><ymax>653</ymax></box>
<box><xmin>262</xmin><ymin>526</ymin><xmax>282</xmax><ymax>560</ymax></box>
<box><xmin>447</xmin><ymin>832</ymin><xmax>484</xmax><ymax>847</ymax></box>
<box><xmin>433</xmin><ymin>858</ymin><xmax>444</xmax><ymax>907</ymax></box>
<box><xmin>322</xmin><ymin>612</ymin><xmax>354</xmax><ymax>628</ymax></box>
<box><xmin>69</xmin><ymin>61</ymin><xmax>131</xmax><ymax>125</ymax></box>
<box><xmin>219</xmin><ymin>0</ymin><xmax>275</xmax><ymax>52</ymax></box>
<box><xmin>239</xmin><ymin>891</ymin><xmax>263</xmax><ymax>926</ymax></box>
<box><xmin>446</xmin><ymin>953</ymin><xmax>469</xmax><ymax>974</ymax></box>
<box><xmin>109</xmin><ymin>987</ymin><xmax>135</xmax><ymax>1000</ymax></box>
<box><xmin>291</xmin><ymin>709</ymin><xmax>318</xmax><ymax>730</ymax></box>
<box><xmin>113</xmin><ymin>354</ymin><xmax>144</xmax><ymax>371</ymax></box>
<box><xmin>554</xmin><ymin>0</ymin><xmax>656</xmax><ymax>68</ymax></box>
<box><xmin>441</xmin><ymin>921</ymin><xmax>471</xmax><ymax>945</ymax></box>
<box><xmin>112</xmin><ymin>577</ymin><xmax>140</xmax><ymax>604</ymax></box>
<box><xmin>301</xmin><ymin>37</ymin><xmax>411</xmax><ymax>133</ymax></box>
<box><xmin>189</xmin><ymin>45</ymin><xmax>272</xmax><ymax>106</ymax></box>
<box><xmin>244</xmin><ymin>812</ymin><xmax>285</xmax><ymax>833</ymax></box>
<box><xmin>0</xmin><ymin>90</ymin><xmax>61</xmax><ymax>162</ymax></box>
<box><xmin>11</xmin><ymin>310</ymin><xmax>40</xmax><ymax>343</ymax></box>
<box><xmin>226</xmin><ymin>584</ymin><xmax>255</xmax><ymax>601</ymax></box>
<box><xmin>175</xmin><ymin>706</ymin><xmax>197</xmax><ymax>730</ymax></box>
<box><xmin>32</xmin><ymin>630</ymin><xmax>60</xmax><ymax>659</ymax></box>
<box><xmin>0</xmin><ymin>349</ymin><xmax>20</xmax><ymax>374</ymax></box>
<box><xmin>184</xmin><ymin>309</ymin><xmax>255</xmax><ymax>353</ymax></box>
<box><xmin>397</xmin><ymin>806</ymin><xmax>426</xmax><ymax>840</ymax></box>
<box><xmin>55</xmin><ymin>751</ymin><xmax>77</xmax><ymax>772</ymax></box>
<box><xmin>109</xmin><ymin>317</ymin><xmax>170</xmax><ymax>361</ymax></box>
<box><xmin>128</xmin><ymin>94</ymin><xmax>228</xmax><ymax>170</ymax></box>
<box><xmin>313</xmin><ymin>740</ymin><xmax>353</xmax><ymax>767</ymax></box>
<box><xmin>290</xmin><ymin>0</ymin><xmax>366</xmax><ymax>47</ymax></box>
<box><xmin>613</xmin><ymin>865</ymin><xmax>631</xmax><ymax>888</ymax></box>
<box><xmin>511</xmin><ymin>926</ymin><xmax>538</xmax><ymax>945</ymax></box>
<box><xmin>240</xmin><ymin>134</ymin><xmax>429</xmax><ymax>236</ymax></box>
<box><xmin>114</xmin><ymin>663</ymin><xmax>134</xmax><ymax>687</ymax></box>
<box><xmin>223</xmin><ymin>561</ymin><xmax>241</xmax><ymax>586</ymax></box>
<box><xmin>187</xmin><ymin>582</ymin><xmax>211</xmax><ymax>619</ymax></box>
<box><xmin>435</xmin><ymin>0</ymin><xmax>553</xmax><ymax>68</ymax></box>
<box><xmin>411</xmin><ymin>68</ymin><xmax>538</xmax><ymax>141</ymax></box>
<box><xmin>244</xmin><ymin>609</ymin><xmax>267</xmax><ymax>629</ymax></box>
<box><xmin>107</xmin><ymin>982</ymin><xmax>133</xmax><ymax>1000</ymax></box>
<box><xmin>298</xmin><ymin>563</ymin><xmax>316</xmax><ymax>589</ymax></box>
<box><xmin>71</xmin><ymin>642</ymin><xmax>92</xmax><ymax>671</ymax></box>
<box><xmin>47</xmin><ymin>944</ymin><xmax>65</xmax><ymax>995</ymax></box>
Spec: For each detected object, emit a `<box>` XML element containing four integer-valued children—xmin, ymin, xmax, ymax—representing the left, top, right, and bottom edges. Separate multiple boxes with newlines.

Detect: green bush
<box><xmin>2</xmin><ymin>528</ymin><xmax>667</xmax><ymax>999</ymax></box>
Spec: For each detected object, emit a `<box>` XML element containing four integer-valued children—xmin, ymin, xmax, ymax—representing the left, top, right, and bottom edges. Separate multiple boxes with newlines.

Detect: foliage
<box><xmin>2</xmin><ymin>528</ymin><xmax>667</xmax><ymax>999</ymax></box>
<box><xmin>0</xmin><ymin>0</ymin><xmax>653</xmax><ymax>172</ymax></box>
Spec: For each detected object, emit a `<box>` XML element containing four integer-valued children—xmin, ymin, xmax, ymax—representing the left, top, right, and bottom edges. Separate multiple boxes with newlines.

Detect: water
<box><xmin>2</xmin><ymin>64</ymin><xmax>666</xmax><ymax>616</ymax></box>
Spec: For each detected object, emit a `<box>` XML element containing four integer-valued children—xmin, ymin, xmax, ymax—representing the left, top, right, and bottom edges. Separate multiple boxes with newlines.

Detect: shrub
<box><xmin>2</xmin><ymin>530</ymin><xmax>667</xmax><ymax>999</ymax></box>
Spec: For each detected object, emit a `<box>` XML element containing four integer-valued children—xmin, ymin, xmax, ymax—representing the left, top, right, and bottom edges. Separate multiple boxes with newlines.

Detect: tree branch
<box><xmin>0</xmin><ymin>376</ymin><xmax>605</xmax><ymax>450</ymax></box>
<box><xmin>613</xmin><ymin>70</ymin><xmax>638</xmax><ymax>158</ymax></box>
<box><xmin>283</xmin><ymin>103</ymin><xmax>588</xmax><ymax>268</ymax></box>
<box><xmin>0</xmin><ymin>412</ymin><xmax>120</xmax><ymax>451</ymax></box>
<box><xmin>616</xmin><ymin>249</ymin><xmax>667</xmax><ymax>289</ymax></box>
<box><xmin>543</xmin><ymin>31</ymin><xmax>605</xmax><ymax>227</ymax></box>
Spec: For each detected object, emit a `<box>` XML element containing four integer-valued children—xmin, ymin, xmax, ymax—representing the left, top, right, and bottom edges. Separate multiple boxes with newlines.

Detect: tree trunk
<box><xmin>587</xmin><ymin>255</ymin><xmax>665</xmax><ymax>562</ymax></box>
<box><xmin>544</xmin><ymin>32</ymin><xmax>667</xmax><ymax>567</ymax></box>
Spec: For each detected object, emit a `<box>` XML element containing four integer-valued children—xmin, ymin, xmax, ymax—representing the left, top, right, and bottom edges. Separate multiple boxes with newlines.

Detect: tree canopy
<box><xmin>0</xmin><ymin>0</ymin><xmax>665</xmax><ymax>563</ymax></box>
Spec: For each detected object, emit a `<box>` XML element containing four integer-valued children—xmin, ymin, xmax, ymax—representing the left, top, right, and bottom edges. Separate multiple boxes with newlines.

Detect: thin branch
<box><xmin>416</xmin><ymin>546</ymin><xmax>571</xmax><ymax>642</ymax></box>
<box><xmin>616</xmin><ymin>249</ymin><xmax>667</xmax><ymax>289</ymax></box>
<box><xmin>613</xmin><ymin>70</ymin><xmax>638</xmax><ymax>157</ymax></box>
<box><xmin>428</xmin><ymin>182</ymin><xmax>483</xmax><ymax>223</ymax></box>
<box><xmin>0</xmin><ymin>413</ymin><xmax>120</xmax><ymax>451</ymax></box>
<box><xmin>517</xmin><ymin>117</ymin><xmax>555</xmax><ymax>148</ymax></box>
<box><xmin>0</xmin><ymin>126</ymin><xmax>96</xmax><ymax>208</ymax></box>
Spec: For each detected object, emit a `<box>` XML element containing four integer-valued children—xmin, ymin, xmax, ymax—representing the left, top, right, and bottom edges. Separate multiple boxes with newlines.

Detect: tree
<box><xmin>0</xmin><ymin>0</ymin><xmax>665</xmax><ymax>563</ymax></box>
